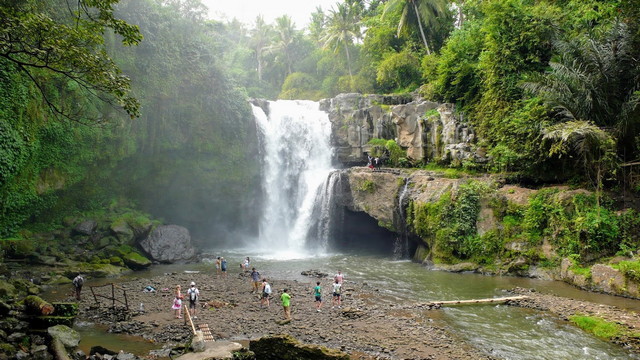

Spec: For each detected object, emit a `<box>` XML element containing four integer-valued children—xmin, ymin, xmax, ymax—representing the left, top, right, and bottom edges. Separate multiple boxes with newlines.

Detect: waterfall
<box><xmin>307</xmin><ymin>170</ymin><xmax>346</xmax><ymax>250</ymax></box>
<box><xmin>252</xmin><ymin>100</ymin><xmax>333</xmax><ymax>255</ymax></box>
<box><xmin>393</xmin><ymin>178</ymin><xmax>411</xmax><ymax>259</ymax></box>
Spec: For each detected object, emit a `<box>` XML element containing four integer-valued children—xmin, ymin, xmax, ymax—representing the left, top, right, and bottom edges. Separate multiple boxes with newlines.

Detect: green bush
<box><xmin>570</xmin><ymin>315</ymin><xmax>622</xmax><ymax>339</ymax></box>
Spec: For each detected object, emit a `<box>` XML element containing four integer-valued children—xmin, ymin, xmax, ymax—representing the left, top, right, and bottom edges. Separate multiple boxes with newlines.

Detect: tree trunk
<box><xmin>23</xmin><ymin>295</ymin><xmax>55</xmax><ymax>315</ymax></box>
<box><xmin>412</xmin><ymin>0</ymin><xmax>432</xmax><ymax>55</ymax></box>
<box><xmin>344</xmin><ymin>41</ymin><xmax>353</xmax><ymax>81</ymax></box>
<box><xmin>51</xmin><ymin>337</ymin><xmax>72</xmax><ymax>360</ymax></box>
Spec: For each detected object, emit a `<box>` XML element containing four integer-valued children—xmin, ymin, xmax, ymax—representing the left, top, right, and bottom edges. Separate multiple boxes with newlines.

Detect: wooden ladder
<box><xmin>197</xmin><ymin>323</ymin><xmax>215</xmax><ymax>342</ymax></box>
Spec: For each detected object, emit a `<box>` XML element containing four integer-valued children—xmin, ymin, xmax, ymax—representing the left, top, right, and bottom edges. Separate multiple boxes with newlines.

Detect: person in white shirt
<box><xmin>332</xmin><ymin>279</ymin><xmax>342</xmax><ymax>308</ymax></box>
<box><xmin>187</xmin><ymin>281</ymin><xmax>200</xmax><ymax>319</ymax></box>
<box><xmin>261</xmin><ymin>279</ymin><xmax>272</xmax><ymax>307</ymax></box>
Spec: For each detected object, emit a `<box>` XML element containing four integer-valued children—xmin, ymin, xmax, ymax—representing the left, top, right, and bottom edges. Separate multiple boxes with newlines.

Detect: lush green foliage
<box><xmin>0</xmin><ymin>0</ymin><xmax>142</xmax><ymax>119</ymax></box>
<box><xmin>569</xmin><ymin>315</ymin><xmax>623</xmax><ymax>339</ymax></box>
<box><xmin>1</xmin><ymin>0</ymin><xmax>260</xmax><ymax>240</ymax></box>
<box><xmin>410</xmin><ymin>181</ymin><xmax>491</xmax><ymax>262</ymax></box>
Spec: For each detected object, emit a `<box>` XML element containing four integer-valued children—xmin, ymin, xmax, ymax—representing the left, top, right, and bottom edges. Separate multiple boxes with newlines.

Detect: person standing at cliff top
<box><xmin>334</xmin><ymin>270</ymin><xmax>344</xmax><ymax>284</ymax></box>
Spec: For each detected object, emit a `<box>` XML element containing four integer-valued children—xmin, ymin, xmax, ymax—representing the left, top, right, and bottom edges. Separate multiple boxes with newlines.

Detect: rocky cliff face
<box><xmin>337</xmin><ymin>167</ymin><xmax>640</xmax><ymax>299</ymax></box>
<box><xmin>319</xmin><ymin>93</ymin><xmax>485</xmax><ymax>166</ymax></box>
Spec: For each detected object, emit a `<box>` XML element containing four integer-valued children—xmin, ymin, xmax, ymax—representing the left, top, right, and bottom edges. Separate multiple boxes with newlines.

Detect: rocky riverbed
<box><xmin>76</xmin><ymin>269</ymin><xmax>494</xmax><ymax>359</ymax></box>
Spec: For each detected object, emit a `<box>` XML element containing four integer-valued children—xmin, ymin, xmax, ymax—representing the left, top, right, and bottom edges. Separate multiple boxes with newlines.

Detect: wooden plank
<box><xmin>419</xmin><ymin>295</ymin><xmax>528</xmax><ymax>307</ymax></box>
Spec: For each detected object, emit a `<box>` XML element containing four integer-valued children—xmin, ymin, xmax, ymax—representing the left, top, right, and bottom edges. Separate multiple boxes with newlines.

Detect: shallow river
<box><xmin>62</xmin><ymin>249</ymin><xmax>640</xmax><ymax>360</ymax></box>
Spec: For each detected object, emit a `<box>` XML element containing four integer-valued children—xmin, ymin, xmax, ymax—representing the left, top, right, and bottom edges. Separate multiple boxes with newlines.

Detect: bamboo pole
<box><xmin>419</xmin><ymin>295</ymin><xmax>528</xmax><ymax>307</ymax></box>
<box><xmin>184</xmin><ymin>303</ymin><xmax>197</xmax><ymax>335</ymax></box>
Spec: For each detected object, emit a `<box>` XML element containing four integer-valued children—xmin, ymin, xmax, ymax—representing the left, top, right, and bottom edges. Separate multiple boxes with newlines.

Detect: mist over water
<box><xmin>252</xmin><ymin>100</ymin><xmax>333</xmax><ymax>257</ymax></box>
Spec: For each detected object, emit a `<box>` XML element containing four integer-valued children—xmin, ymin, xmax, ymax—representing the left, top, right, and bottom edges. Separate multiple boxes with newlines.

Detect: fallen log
<box><xmin>23</xmin><ymin>295</ymin><xmax>55</xmax><ymax>315</ymax></box>
<box><xmin>51</xmin><ymin>337</ymin><xmax>72</xmax><ymax>360</ymax></box>
<box><xmin>419</xmin><ymin>295</ymin><xmax>529</xmax><ymax>308</ymax></box>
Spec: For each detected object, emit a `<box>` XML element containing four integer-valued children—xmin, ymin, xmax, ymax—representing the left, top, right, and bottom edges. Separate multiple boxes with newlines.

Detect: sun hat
<box><xmin>190</xmin><ymin>281</ymin><xmax>195</xmax><ymax>286</ymax></box>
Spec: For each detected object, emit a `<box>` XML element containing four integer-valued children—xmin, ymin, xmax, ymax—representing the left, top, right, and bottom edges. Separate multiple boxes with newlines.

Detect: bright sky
<box><xmin>201</xmin><ymin>0</ymin><xmax>340</xmax><ymax>28</ymax></box>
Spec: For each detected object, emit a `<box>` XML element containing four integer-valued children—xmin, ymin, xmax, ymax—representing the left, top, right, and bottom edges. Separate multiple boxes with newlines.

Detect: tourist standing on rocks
<box><xmin>187</xmin><ymin>282</ymin><xmax>200</xmax><ymax>319</ymax></box>
<box><xmin>332</xmin><ymin>279</ymin><xmax>342</xmax><ymax>308</ymax></box>
<box><xmin>221</xmin><ymin>257</ymin><xmax>228</xmax><ymax>278</ymax></box>
<box><xmin>172</xmin><ymin>285</ymin><xmax>183</xmax><ymax>319</ymax></box>
<box><xmin>314</xmin><ymin>281</ymin><xmax>323</xmax><ymax>312</ymax></box>
<box><xmin>334</xmin><ymin>270</ymin><xmax>344</xmax><ymax>284</ymax></box>
<box><xmin>261</xmin><ymin>279</ymin><xmax>272</xmax><ymax>307</ymax></box>
<box><xmin>242</xmin><ymin>257</ymin><xmax>250</xmax><ymax>272</ymax></box>
<box><xmin>72</xmin><ymin>274</ymin><xmax>84</xmax><ymax>300</ymax></box>
<box><xmin>281</xmin><ymin>288</ymin><xmax>291</xmax><ymax>320</ymax></box>
<box><xmin>215</xmin><ymin>257</ymin><xmax>221</xmax><ymax>278</ymax></box>
<box><xmin>250</xmin><ymin>268</ymin><xmax>261</xmax><ymax>293</ymax></box>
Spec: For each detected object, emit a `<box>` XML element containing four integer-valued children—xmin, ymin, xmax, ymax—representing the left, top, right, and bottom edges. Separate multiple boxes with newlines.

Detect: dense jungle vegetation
<box><xmin>1</xmin><ymin>0</ymin><xmax>639</xmax><ymax>259</ymax></box>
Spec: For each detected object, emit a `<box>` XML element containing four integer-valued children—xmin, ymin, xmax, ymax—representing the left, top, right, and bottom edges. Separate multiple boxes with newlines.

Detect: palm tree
<box><xmin>382</xmin><ymin>0</ymin><xmax>448</xmax><ymax>55</ymax></box>
<box><xmin>542</xmin><ymin>121</ymin><xmax>617</xmax><ymax>208</ymax></box>
<box><xmin>265</xmin><ymin>15</ymin><xmax>297</xmax><ymax>76</ymax></box>
<box><xmin>321</xmin><ymin>2</ymin><xmax>361</xmax><ymax>80</ymax></box>
<box><xmin>250</xmin><ymin>15</ymin><xmax>272</xmax><ymax>81</ymax></box>
<box><xmin>308</xmin><ymin>6</ymin><xmax>326</xmax><ymax>46</ymax></box>
<box><xmin>523</xmin><ymin>22</ymin><xmax>640</xmax><ymax>161</ymax></box>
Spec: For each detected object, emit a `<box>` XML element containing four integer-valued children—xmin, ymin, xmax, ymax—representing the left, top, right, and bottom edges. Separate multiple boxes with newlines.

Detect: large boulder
<box><xmin>250</xmin><ymin>334</ymin><xmax>349</xmax><ymax>360</ymax></box>
<box><xmin>73</xmin><ymin>220</ymin><xmax>97</xmax><ymax>236</ymax></box>
<box><xmin>138</xmin><ymin>225</ymin><xmax>196</xmax><ymax>263</ymax></box>
<box><xmin>47</xmin><ymin>325</ymin><xmax>80</xmax><ymax>348</ymax></box>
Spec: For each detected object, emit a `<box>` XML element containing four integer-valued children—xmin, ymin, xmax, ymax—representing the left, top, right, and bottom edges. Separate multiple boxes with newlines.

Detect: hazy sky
<box><xmin>201</xmin><ymin>0</ymin><xmax>339</xmax><ymax>27</ymax></box>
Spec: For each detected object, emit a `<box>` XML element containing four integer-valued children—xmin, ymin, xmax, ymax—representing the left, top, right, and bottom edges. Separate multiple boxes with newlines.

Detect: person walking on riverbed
<box><xmin>281</xmin><ymin>288</ymin><xmax>291</xmax><ymax>320</ymax></box>
<box><xmin>313</xmin><ymin>281</ymin><xmax>323</xmax><ymax>312</ymax></box>
<box><xmin>334</xmin><ymin>270</ymin><xmax>344</xmax><ymax>284</ymax></box>
<box><xmin>215</xmin><ymin>257</ymin><xmax>221</xmax><ymax>278</ymax></box>
<box><xmin>221</xmin><ymin>257</ymin><xmax>228</xmax><ymax>278</ymax></box>
<box><xmin>172</xmin><ymin>285</ymin><xmax>183</xmax><ymax>319</ymax></box>
<box><xmin>72</xmin><ymin>274</ymin><xmax>84</xmax><ymax>300</ymax></box>
<box><xmin>187</xmin><ymin>282</ymin><xmax>200</xmax><ymax>319</ymax></box>
<box><xmin>250</xmin><ymin>268</ymin><xmax>261</xmax><ymax>293</ymax></box>
<box><xmin>332</xmin><ymin>279</ymin><xmax>342</xmax><ymax>308</ymax></box>
<box><xmin>261</xmin><ymin>279</ymin><xmax>272</xmax><ymax>307</ymax></box>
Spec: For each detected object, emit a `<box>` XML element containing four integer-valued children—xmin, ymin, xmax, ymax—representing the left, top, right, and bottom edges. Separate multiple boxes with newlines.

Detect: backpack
<box><xmin>189</xmin><ymin>288</ymin><xmax>197</xmax><ymax>301</ymax></box>
<box><xmin>73</xmin><ymin>276</ymin><xmax>84</xmax><ymax>287</ymax></box>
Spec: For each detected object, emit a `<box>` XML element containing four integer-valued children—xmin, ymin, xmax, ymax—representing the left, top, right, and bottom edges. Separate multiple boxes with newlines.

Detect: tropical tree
<box><xmin>266</xmin><ymin>15</ymin><xmax>297</xmax><ymax>76</ymax></box>
<box><xmin>382</xmin><ymin>0</ymin><xmax>448</xmax><ymax>55</ymax></box>
<box><xmin>308</xmin><ymin>6</ymin><xmax>326</xmax><ymax>46</ymax></box>
<box><xmin>0</xmin><ymin>0</ymin><xmax>142</xmax><ymax>121</ymax></box>
<box><xmin>321</xmin><ymin>2</ymin><xmax>361</xmax><ymax>80</ymax></box>
<box><xmin>524</xmin><ymin>22</ymin><xmax>640</xmax><ymax>160</ymax></box>
<box><xmin>250</xmin><ymin>15</ymin><xmax>272</xmax><ymax>81</ymax></box>
<box><xmin>542</xmin><ymin>121</ymin><xmax>617</xmax><ymax>208</ymax></box>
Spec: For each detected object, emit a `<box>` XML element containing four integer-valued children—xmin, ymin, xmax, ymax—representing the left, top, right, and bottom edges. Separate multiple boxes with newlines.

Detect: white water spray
<box><xmin>252</xmin><ymin>100</ymin><xmax>333</xmax><ymax>256</ymax></box>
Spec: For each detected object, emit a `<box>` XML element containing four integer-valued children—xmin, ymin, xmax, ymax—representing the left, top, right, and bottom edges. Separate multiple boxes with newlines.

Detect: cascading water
<box><xmin>307</xmin><ymin>170</ymin><xmax>346</xmax><ymax>250</ymax></box>
<box><xmin>393</xmin><ymin>178</ymin><xmax>410</xmax><ymax>259</ymax></box>
<box><xmin>252</xmin><ymin>100</ymin><xmax>334</xmax><ymax>256</ymax></box>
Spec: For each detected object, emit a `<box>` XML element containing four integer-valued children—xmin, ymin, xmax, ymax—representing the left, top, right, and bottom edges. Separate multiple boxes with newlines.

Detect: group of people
<box><xmin>171</xmin><ymin>282</ymin><xmax>200</xmax><ymax>319</ymax></box>
<box><xmin>367</xmin><ymin>154</ymin><xmax>382</xmax><ymax>170</ymax></box>
<box><xmin>169</xmin><ymin>255</ymin><xmax>346</xmax><ymax>323</ymax></box>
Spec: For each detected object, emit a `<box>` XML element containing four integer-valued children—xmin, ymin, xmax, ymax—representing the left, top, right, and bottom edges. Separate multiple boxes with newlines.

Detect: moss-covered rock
<box><xmin>250</xmin><ymin>334</ymin><xmax>350</xmax><ymax>360</ymax></box>
<box><xmin>123</xmin><ymin>252</ymin><xmax>151</xmax><ymax>270</ymax></box>
<box><xmin>0</xmin><ymin>280</ymin><xmax>17</xmax><ymax>299</ymax></box>
<box><xmin>110</xmin><ymin>219</ymin><xmax>134</xmax><ymax>243</ymax></box>
<box><xmin>47</xmin><ymin>325</ymin><xmax>80</xmax><ymax>348</ymax></box>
